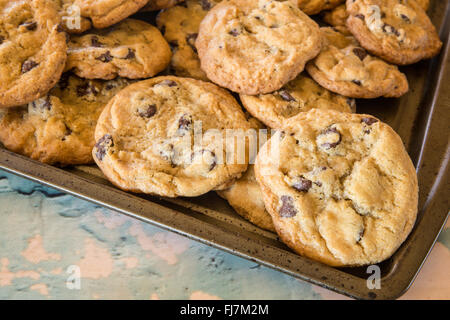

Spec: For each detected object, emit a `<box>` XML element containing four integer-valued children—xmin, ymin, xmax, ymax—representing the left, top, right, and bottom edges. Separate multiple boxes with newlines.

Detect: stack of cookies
<box><xmin>0</xmin><ymin>0</ymin><xmax>442</xmax><ymax>267</ymax></box>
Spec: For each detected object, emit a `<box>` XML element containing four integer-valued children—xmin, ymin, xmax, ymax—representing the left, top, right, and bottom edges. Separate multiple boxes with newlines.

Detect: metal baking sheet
<box><xmin>0</xmin><ymin>0</ymin><xmax>448</xmax><ymax>300</ymax></box>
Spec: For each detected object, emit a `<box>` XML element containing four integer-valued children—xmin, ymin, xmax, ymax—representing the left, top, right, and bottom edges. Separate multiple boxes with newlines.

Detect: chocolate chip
<box><xmin>58</xmin><ymin>73</ymin><xmax>70</xmax><ymax>90</ymax></box>
<box><xmin>229</xmin><ymin>29</ymin><xmax>239</xmax><ymax>37</ymax></box>
<box><xmin>139</xmin><ymin>105</ymin><xmax>157</xmax><ymax>118</ymax></box>
<box><xmin>22</xmin><ymin>21</ymin><xmax>37</xmax><ymax>31</ymax></box>
<box><xmin>95</xmin><ymin>134</ymin><xmax>114</xmax><ymax>161</ymax></box>
<box><xmin>124</xmin><ymin>48</ymin><xmax>135</xmax><ymax>59</ymax></box>
<box><xmin>400</xmin><ymin>14</ymin><xmax>410</xmax><ymax>23</ymax></box>
<box><xmin>279</xmin><ymin>90</ymin><xmax>296</xmax><ymax>102</ymax></box>
<box><xmin>186</xmin><ymin>33</ymin><xmax>198</xmax><ymax>53</ymax></box>
<box><xmin>178</xmin><ymin>114</ymin><xmax>192</xmax><ymax>131</ymax></box>
<box><xmin>21</xmin><ymin>60</ymin><xmax>38</xmax><ymax>73</ymax></box>
<box><xmin>361</xmin><ymin>117</ymin><xmax>378</xmax><ymax>125</ymax></box>
<box><xmin>95</xmin><ymin>51</ymin><xmax>113</xmax><ymax>63</ymax></box>
<box><xmin>158</xmin><ymin>79</ymin><xmax>177</xmax><ymax>87</ymax></box>
<box><xmin>355</xmin><ymin>14</ymin><xmax>365</xmax><ymax>20</ymax></box>
<box><xmin>42</xmin><ymin>96</ymin><xmax>52</xmax><ymax>110</ymax></box>
<box><xmin>0</xmin><ymin>35</ymin><xmax>4</xmax><ymax>44</ymax></box>
<box><xmin>31</xmin><ymin>96</ymin><xmax>52</xmax><ymax>110</ymax></box>
<box><xmin>356</xmin><ymin>226</ymin><xmax>365</xmax><ymax>243</ymax></box>
<box><xmin>318</xmin><ymin>126</ymin><xmax>342</xmax><ymax>150</ymax></box>
<box><xmin>293</xmin><ymin>177</ymin><xmax>312</xmax><ymax>192</ymax></box>
<box><xmin>91</xmin><ymin>36</ymin><xmax>104</xmax><ymax>47</ymax></box>
<box><xmin>169</xmin><ymin>40</ymin><xmax>179</xmax><ymax>51</ymax></box>
<box><xmin>279</xmin><ymin>196</ymin><xmax>297</xmax><ymax>218</ymax></box>
<box><xmin>382</xmin><ymin>23</ymin><xmax>400</xmax><ymax>37</ymax></box>
<box><xmin>200</xmin><ymin>0</ymin><xmax>212</xmax><ymax>10</ymax></box>
<box><xmin>56</xmin><ymin>23</ymin><xmax>65</xmax><ymax>33</ymax></box>
<box><xmin>352</xmin><ymin>79</ymin><xmax>362</xmax><ymax>86</ymax></box>
<box><xmin>353</xmin><ymin>47</ymin><xmax>367</xmax><ymax>61</ymax></box>
<box><xmin>76</xmin><ymin>82</ymin><xmax>98</xmax><ymax>96</ymax></box>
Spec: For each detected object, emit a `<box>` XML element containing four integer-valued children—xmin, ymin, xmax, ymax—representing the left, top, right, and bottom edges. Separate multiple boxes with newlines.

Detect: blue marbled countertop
<box><xmin>0</xmin><ymin>170</ymin><xmax>448</xmax><ymax>300</ymax></box>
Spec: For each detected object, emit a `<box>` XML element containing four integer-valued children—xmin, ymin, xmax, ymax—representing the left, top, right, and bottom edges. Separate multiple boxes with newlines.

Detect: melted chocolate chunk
<box><xmin>361</xmin><ymin>117</ymin><xmax>378</xmax><ymax>125</ymax></box>
<box><xmin>400</xmin><ymin>14</ymin><xmax>410</xmax><ymax>23</ymax></box>
<box><xmin>229</xmin><ymin>29</ymin><xmax>239</xmax><ymax>37</ymax></box>
<box><xmin>169</xmin><ymin>40</ymin><xmax>179</xmax><ymax>51</ymax></box>
<box><xmin>56</xmin><ymin>23</ymin><xmax>65</xmax><ymax>33</ymax></box>
<box><xmin>200</xmin><ymin>0</ymin><xmax>212</xmax><ymax>10</ymax></box>
<box><xmin>352</xmin><ymin>79</ymin><xmax>362</xmax><ymax>86</ymax></box>
<box><xmin>293</xmin><ymin>177</ymin><xmax>312</xmax><ymax>192</ymax></box>
<box><xmin>95</xmin><ymin>134</ymin><xmax>114</xmax><ymax>161</ymax></box>
<box><xmin>279</xmin><ymin>90</ymin><xmax>296</xmax><ymax>102</ymax></box>
<box><xmin>139</xmin><ymin>104</ymin><xmax>157</xmax><ymax>118</ymax></box>
<box><xmin>124</xmin><ymin>48</ymin><xmax>135</xmax><ymax>59</ymax></box>
<box><xmin>382</xmin><ymin>23</ymin><xmax>400</xmax><ymax>37</ymax></box>
<box><xmin>355</xmin><ymin>14</ymin><xmax>365</xmax><ymax>20</ymax></box>
<box><xmin>95</xmin><ymin>51</ymin><xmax>113</xmax><ymax>63</ymax></box>
<box><xmin>22</xmin><ymin>60</ymin><xmax>38</xmax><ymax>73</ymax></box>
<box><xmin>76</xmin><ymin>82</ymin><xmax>99</xmax><ymax>96</ymax></box>
<box><xmin>353</xmin><ymin>47</ymin><xmax>367</xmax><ymax>61</ymax></box>
<box><xmin>318</xmin><ymin>126</ymin><xmax>342</xmax><ymax>150</ymax></box>
<box><xmin>178</xmin><ymin>114</ymin><xmax>192</xmax><ymax>131</ymax></box>
<box><xmin>279</xmin><ymin>196</ymin><xmax>297</xmax><ymax>218</ymax></box>
<box><xmin>91</xmin><ymin>36</ymin><xmax>104</xmax><ymax>47</ymax></box>
<box><xmin>22</xmin><ymin>21</ymin><xmax>37</xmax><ymax>31</ymax></box>
<box><xmin>186</xmin><ymin>33</ymin><xmax>198</xmax><ymax>53</ymax></box>
<box><xmin>192</xmin><ymin>150</ymin><xmax>217</xmax><ymax>171</ymax></box>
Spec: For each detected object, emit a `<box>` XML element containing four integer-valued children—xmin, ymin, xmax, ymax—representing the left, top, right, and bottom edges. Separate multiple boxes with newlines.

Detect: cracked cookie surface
<box><xmin>65</xmin><ymin>19</ymin><xmax>171</xmax><ymax>80</ymax></box>
<box><xmin>195</xmin><ymin>0</ymin><xmax>322</xmax><ymax>95</ymax></box>
<box><xmin>0</xmin><ymin>0</ymin><xmax>67</xmax><ymax>108</ymax></box>
<box><xmin>306</xmin><ymin>27</ymin><xmax>408</xmax><ymax>98</ymax></box>
<box><xmin>240</xmin><ymin>73</ymin><xmax>355</xmax><ymax>129</ymax></box>
<box><xmin>0</xmin><ymin>74</ymin><xmax>131</xmax><ymax>165</ymax></box>
<box><xmin>157</xmin><ymin>0</ymin><xmax>221</xmax><ymax>81</ymax></box>
<box><xmin>93</xmin><ymin>76</ymin><xmax>252</xmax><ymax>197</ymax></box>
<box><xmin>346</xmin><ymin>0</ymin><xmax>441</xmax><ymax>65</ymax></box>
<box><xmin>73</xmin><ymin>0</ymin><xmax>149</xmax><ymax>29</ymax></box>
<box><xmin>254</xmin><ymin>109</ymin><xmax>418</xmax><ymax>266</ymax></box>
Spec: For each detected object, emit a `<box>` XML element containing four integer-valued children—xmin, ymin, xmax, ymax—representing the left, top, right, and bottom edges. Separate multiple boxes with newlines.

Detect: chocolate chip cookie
<box><xmin>93</xmin><ymin>76</ymin><xmax>252</xmax><ymax>197</ymax></box>
<box><xmin>65</xmin><ymin>19</ymin><xmax>171</xmax><ymax>80</ymax></box>
<box><xmin>0</xmin><ymin>74</ymin><xmax>131</xmax><ymax>165</ymax></box>
<box><xmin>195</xmin><ymin>0</ymin><xmax>322</xmax><ymax>95</ymax></box>
<box><xmin>73</xmin><ymin>0</ymin><xmax>149</xmax><ymax>29</ymax></box>
<box><xmin>254</xmin><ymin>109</ymin><xmax>418</xmax><ymax>266</ymax></box>
<box><xmin>306</xmin><ymin>27</ymin><xmax>408</xmax><ymax>98</ymax></box>
<box><xmin>156</xmin><ymin>0</ymin><xmax>220</xmax><ymax>81</ymax></box>
<box><xmin>0</xmin><ymin>0</ymin><xmax>67</xmax><ymax>108</ymax></box>
<box><xmin>240</xmin><ymin>73</ymin><xmax>355</xmax><ymax>129</ymax></box>
<box><xmin>346</xmin><ymin>0</ymin><xmax>442</xmax><ymax>65</ymax></box>
<box><xmin>323</xmin><ymin>4</ymin><xmax>348</xmax><ymax>27</ymax></box>
<box><xmin>293</xmin><ymin>0</ymin><xmax>344</xmax><ymax>15</ymax></box>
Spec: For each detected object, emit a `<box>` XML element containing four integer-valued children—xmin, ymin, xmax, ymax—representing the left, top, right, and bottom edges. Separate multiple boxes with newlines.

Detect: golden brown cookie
<box><xmin>306</xmin><ymin>27</ymin><xmax>408</xmax><ymax>98</ymax></box>
<box><xmin>195</xmin><ymin>0</ymin><xmax>322</xmax><ymax>95</ymax></box>
<box><xmin>293</xmin><ymin>0</ymin><xmax>344</xmax><ymax>15</ymax></box>
<box><xmin>255</xmin><ymin>109</ymin><xmax>418</xmax><ymax>266</ymax></box>
<box><xmin>156</xmin><ymin>0</ymin><xmax>221</xmax><ymax>81</ymax></box>
<box><xmin>346</xmin><ymin>0</ymin><xmax>442</xmax><ymax>65</ymax></box>
<box><xmin>0</xmin><ymin>0</ymin><xmax>67</xmax><ymax>108</ymax></box>
<box><xmin>240</xmin><ymin>73</ymin><xmax>355</xmax><ymax>129</ymax></box>
<box><xmin>65</xmin><ymin>19</ymin><xmax>171</xmax><ymax>80</ymax></box>
<box><xmin>0</xmin><ymin>74</ymin><xmax>131</xmax><ymax>165</ymax></box>
<box><xmin>93</xmin><ymin>76</ymin><xmax>253</xmax><ymax>197</ymax></box>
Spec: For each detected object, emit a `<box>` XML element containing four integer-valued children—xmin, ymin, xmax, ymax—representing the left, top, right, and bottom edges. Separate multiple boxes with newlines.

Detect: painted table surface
<box><xmin>0</xmin><ymin>169</ymin><xmax>448</xmax><ymax>300</ymax></box>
